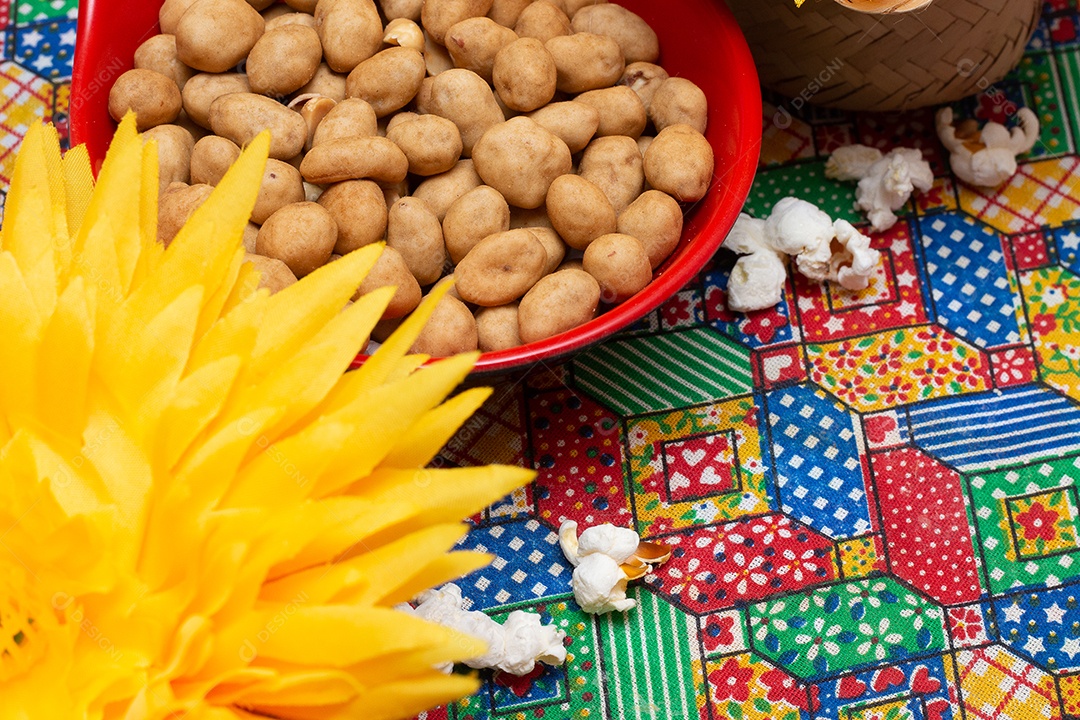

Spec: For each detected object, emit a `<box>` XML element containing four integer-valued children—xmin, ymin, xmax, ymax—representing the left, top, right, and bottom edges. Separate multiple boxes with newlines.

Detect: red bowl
<box><xmin>72</xmin><ymin>0</ymin><xmax>760</xmax><ymax>374</ymax></box>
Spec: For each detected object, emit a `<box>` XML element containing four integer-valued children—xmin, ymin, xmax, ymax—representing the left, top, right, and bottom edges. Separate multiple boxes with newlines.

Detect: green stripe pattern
<box><xmin>575</xmin><ymin>328</ymin><xmax>754</xmax><ymax>415</ymax></box>
<box><xmin>596</xmin><ymin>589</ymin><xmax>699</xmax><ymax>720</ymax></box>
<box><xmin>1058</xmin><ymin>48</ymin><xmax>1080</xmax><ymax>154</ymax></box>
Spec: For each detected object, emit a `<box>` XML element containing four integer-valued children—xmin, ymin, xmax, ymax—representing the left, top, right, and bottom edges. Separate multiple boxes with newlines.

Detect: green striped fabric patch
<box><xmin>596</xmin><ymin>588</ymin><xmax>701</xmax><ymax>719</ymax></box>
<box><xmin>574</xmin><ymin>328</ymin><xmax>754</xmax><ymax>415</ymax></box>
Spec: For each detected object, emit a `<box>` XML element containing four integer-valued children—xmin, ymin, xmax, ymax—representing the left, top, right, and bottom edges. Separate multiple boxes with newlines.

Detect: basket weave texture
<box><xmin>724</xmin><ymin>0</ymin><xmax>1042</xmax><ymax>111</ymax></box>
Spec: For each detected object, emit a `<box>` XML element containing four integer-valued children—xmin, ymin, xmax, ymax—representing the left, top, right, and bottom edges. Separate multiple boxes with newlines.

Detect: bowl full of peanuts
<box><xmin>71</xmin><ymin>0</ymin><xmax>761</xmax><ymax>373</ymax></box>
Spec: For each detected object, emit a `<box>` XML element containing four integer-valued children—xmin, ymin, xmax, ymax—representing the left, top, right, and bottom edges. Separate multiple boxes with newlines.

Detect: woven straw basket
<box><xmin>723</xmin><ymin>0</ymin><xmax>1042</xmax><ymax>112</ymax></box>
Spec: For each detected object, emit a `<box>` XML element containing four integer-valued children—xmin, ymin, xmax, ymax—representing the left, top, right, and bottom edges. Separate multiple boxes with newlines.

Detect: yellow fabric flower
<box><xmin>0</xmin><ymin>115</ymin><xmax>532</xmax><ymax>719</ymax></box>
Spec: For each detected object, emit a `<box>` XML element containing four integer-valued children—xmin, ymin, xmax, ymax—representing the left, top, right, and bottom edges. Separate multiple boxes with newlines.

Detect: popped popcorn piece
<box><xmin>722</xmin><ymin>212</ymin><xmax>789</xmax><ymax>312</ymax></box>
<box><xmin>559</xmin><ymin>521</ymin><xmax>672</xmax><ymax>614</ymax></box>
<box><xmin>403</xmin><ymin>583</ymin><xmax>567</xmax><ymax>676</ymax></box>
<box><xmin>573</xmin><ymin>523</ymin><xmax>641</xmax><ymax>564</ymax></box>
<box><xmin>571</xmin><ymin>554</ymin><xmax>637</xmax><ymax>614</ymax></box>
<box><xmin>722</xmin><ymin>212</ymin><xmax>769</xmax><ymax>255</ymax></box>
<box><xmin>825</xmin><ymin>144</ymin><xmax>884</xmax><ymax>182</ymax></box>
<box><xmin>826</xmin><ymin>144</ymin><xmax>933</xmax><ymax>232</ymax></box>
<box><xmin>937</xmin><ymin>107</ymin><xmax>1040</xmax><ymax>188</ymax></box>
<box><xmin>763</xmin><ymin>197</ymin><xmax>835</xmax><ymax>256</ymax></box>
<box><xmin>860</xmin><ymin>148</ymin><xmax>934</xmax><ymax>231</ymax></box>
<box><xmin>831</xmin><ymin>219</ymin><xmax>879</xmax><ymax>291</ymax></box>
<box><xmin>792</xmin><ymin>234</ymin><xmax>832</xmax><ymax>284</ymax></box>
<box><xmin>727</xmin><ymin>249</ymin><xmax>787</xmax><ymax>313</ymax></box>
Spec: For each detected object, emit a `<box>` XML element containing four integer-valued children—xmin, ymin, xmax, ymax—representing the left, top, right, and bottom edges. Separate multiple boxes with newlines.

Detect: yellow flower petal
<box><xmin>222</xmin><ymin>671</ymin><xmax>363</xmax><ymax>707</ymax></box>
<box><xmin>256</xmin><ymin>605</ymin><xmax>467</xmax><ymax>666</ymax></box>
<box><xmin>157</xmin><ymin>355</ymin><xmax>243</xmax><ymax>470</ymax></box>
<box><xmin>267</xmin><ymin>496</ymin><xmax>415</xmax><ymax>579</ymax></box>
<box><xmin>312</xmin><ymin>353</ymin><xmax>481</xmax><ymax>498</ymax></box>
<box><xmin>345</xmin><ymin>280</ymin><xmax>455</xmax><ymax>394</ymax></box>
<box><xmin>355</xmin><ymin>465</ymin><xmax>535</xmax><ymax>546</ymax></box>
<box><xmin>138</xmin><ymin>134</ymin><xmax>160</xmax><ymax>253</ymax></box>
<box><xmin>60</xmin><ymin>143</ymin><xmax>93</xmax><ymax>253</ymax></box>
<box><xmin>0</xmin><ymin>252</ymin><xmax>43</xmax><ymax>432</ymax></box>
<box><xmin>36</xmin><ymin>277</ymin><xmax>95</xmax><ymax>440</ymax></box>
<box><xmin>72</xmin><ymin>115</ymin><xmax>142</xmax><ymax>301</ymax></box>
<box><xmin>345</xmin><ymin>673</ymin><xmax>483</xmax><ymax>720</ymax></box>
<box><xmin>380</xmin><ymin>386</ymin><xmax>492</xmax><ymax>469</ymax></box>
<box><xmin>259</xmin><ymin>523</ymin><xmax>470</xmax><ymax>604</ymax></box>
<box><xmin>3</xmin><ymin>123</ymin><xmax>59</xmax><ymax>318</ymax></box>
<box><xmin>376</xmin><ymin>551</ymin><xmax>494</xmax><ymax>608</ymax></box>
<box><xmin>249</xmin><ymin>245</ymin><xmax>381</xmax><ymax>379</ymax></box>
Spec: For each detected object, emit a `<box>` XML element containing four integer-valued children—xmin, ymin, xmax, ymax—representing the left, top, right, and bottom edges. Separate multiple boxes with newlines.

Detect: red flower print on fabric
<box><xmin>950</xmin><ymin>607</ymin><xmax>983</xmax><ymax>642</ymax></box>
<box><xmin>710</xmin><ymin>658</ymin><xmax>753</xmax><ymax>703</ymax></box>
<box><xmin>1016</xmin><ymin>502</ymin><xmax>1060</xmax><ymax>544</ymax></box>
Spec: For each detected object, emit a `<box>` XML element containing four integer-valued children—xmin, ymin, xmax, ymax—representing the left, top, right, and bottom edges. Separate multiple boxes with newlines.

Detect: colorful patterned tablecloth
<box><xmin>0</xmin><ymin>0</ymin><xmax>74</xmax><ymax>211</ymax></box>
<box><xmin>10</xmin><ymin>1</ymin><xmax>1080</xmax><ymax>719</ymax></box>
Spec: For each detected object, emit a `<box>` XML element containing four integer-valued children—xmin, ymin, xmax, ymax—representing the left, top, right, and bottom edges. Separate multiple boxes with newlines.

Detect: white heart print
<box><xmin>670</xmin><ymin>472</ymin><xmax>691</xmax><ymax>490</ymax></box>
<box><xmin>699</xmin><ymin>466</ymin><xmax>726</xmax><ymax>485</ymax></box>
<box><xmin>764</xmin><ymin>354</ymin><xmax>794</xmax><ymax>381</ymax></box>
<box><xmin>681</xmin><ymin>449</ymin><xmax>706</xmax><ymax>466</ymax></box>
